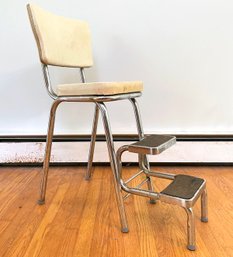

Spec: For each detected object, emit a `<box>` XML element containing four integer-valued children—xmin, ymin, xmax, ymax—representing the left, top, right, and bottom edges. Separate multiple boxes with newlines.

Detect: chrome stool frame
<box><xmin>116</xmin><ymin>135</ymin><xmax>208</xmax><ymax>251</ymax></box>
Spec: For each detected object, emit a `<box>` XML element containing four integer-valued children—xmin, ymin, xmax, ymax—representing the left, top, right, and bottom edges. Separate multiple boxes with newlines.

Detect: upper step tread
<box><xmin>128</xmin><ymin>135</ymin><xmax>176</xmax><ymax>155</ymax></box>
<box><xmin>160</xmin><ymin>174</ymin><xmax>205</xmax><ymax>200</ymax></box>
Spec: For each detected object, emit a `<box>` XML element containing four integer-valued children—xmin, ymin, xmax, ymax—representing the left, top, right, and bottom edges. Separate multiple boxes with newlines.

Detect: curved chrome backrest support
<box><xmin>41</xmin><ymin>64</ymin><xmax>87</xmax><ymax>100</ymax></box>
<box><xmin>41</xmin><ymin>64</ymin><xmax>58</xmax><ymax>99</ymax></box>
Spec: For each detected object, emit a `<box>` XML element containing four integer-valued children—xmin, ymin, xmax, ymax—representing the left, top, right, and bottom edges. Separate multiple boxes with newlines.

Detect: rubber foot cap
<box><xmin>37</xmin><ymin>199</ymin><xmax>45</xmax><ymax>205</ymax></box>
<box><xmin>121</xmin><ymin>227</ymin><xmax>129</xmax><ymax>233</ymax></box>
<box><xmin>187</xmin><ymin>245</ymin><xmax>196</xmax><ymax>251</ymax></box>
<box><xmin>149</xmin><ymin>199</ymin><xmax>156</xmax><ymax>204</ymax></box>
<box><xmin>201</xmin><ymin>217</ymin><xmax>208</xmax><ymax>223</ymax></box>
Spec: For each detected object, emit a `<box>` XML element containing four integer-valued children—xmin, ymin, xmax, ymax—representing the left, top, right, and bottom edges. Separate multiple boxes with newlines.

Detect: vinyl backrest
<box><xmin>27</xmin><ymin>4</ymin><xmax>93</xmax><ymax>68</ymax></box>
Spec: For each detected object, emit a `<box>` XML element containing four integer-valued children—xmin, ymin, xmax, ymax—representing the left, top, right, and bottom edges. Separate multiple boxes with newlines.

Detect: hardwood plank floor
<box><xmin>0</xmin><ymin>166</ymin><xmax>232</xmax><ymax>257</ymax></box>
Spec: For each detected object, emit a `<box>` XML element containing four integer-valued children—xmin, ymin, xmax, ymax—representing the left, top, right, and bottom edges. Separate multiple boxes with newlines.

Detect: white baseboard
<box><xmin>0</xmin><ymin>141</ymin><xmax>233</xmax><ymax>163</ymax></box>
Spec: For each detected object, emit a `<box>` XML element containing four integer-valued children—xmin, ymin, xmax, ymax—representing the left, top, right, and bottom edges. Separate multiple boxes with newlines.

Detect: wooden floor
<box><xmin>0</xmin><ymin>165</ymin><xmax>232</xmax><ymax>257</ymax></box>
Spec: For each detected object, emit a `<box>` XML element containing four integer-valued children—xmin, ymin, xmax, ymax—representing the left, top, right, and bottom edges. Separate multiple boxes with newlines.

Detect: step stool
<box><xmin>116</xmin><ymin>135</ymin><xmax>208</xmax><ymax>251</ymax></box>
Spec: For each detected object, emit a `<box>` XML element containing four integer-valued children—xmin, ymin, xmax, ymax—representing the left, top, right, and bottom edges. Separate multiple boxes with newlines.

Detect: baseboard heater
<box><xmin>1</xmin><ymin>134</ymin><xmax>233</xmax><ymax>165</ymax></box>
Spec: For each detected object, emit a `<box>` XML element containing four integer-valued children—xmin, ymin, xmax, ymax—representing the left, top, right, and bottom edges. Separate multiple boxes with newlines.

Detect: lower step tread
<box><xmin>160</xmin><ymin>175</ymin><xmax>205</xmax><ymax>200</ymax></box>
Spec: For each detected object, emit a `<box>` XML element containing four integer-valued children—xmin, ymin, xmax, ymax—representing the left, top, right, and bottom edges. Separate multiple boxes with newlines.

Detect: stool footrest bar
<box><xmin>123</xmin><ymin>177</ymin><xmax>150</xmax><ymax>200</ymax></box>
<box><xmin>121</xmin><ymin>181</ymin><xmax>159</xmax><ymax>200</ymax></box>
<box><xmin>136</xmin><ymin>178</ymin><xmax>149</xmax><ymax>189</ymax></box>
<box><xmin>125</xmin><ymin>170</ymin><xmax>144</xmax><ymax>184</ymax></box>
<box><xmin>123</xmin><ymin>193</ymin><xmax>131</xmax><ymax>200</ymax></box>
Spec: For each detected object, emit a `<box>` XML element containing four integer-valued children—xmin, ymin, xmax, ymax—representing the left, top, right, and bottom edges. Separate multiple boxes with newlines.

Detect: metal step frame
<box><xmin>116</xmin><ymin>135</ymin><xmax>208</xmax><ymax>251</ymax></box>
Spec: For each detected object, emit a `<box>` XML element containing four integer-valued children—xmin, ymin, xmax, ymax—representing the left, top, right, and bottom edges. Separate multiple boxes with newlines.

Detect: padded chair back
<box><xmin>27</xmin><ymin>4</ymin><xmax>93</xmax><ymax>68</ymax></box>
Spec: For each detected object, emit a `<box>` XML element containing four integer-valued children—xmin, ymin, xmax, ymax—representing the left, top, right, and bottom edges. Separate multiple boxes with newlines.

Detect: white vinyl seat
<box><xmin>57</xmin><ymin>81</ymin><xmax>143</xmax><ymax>96</ymax></box>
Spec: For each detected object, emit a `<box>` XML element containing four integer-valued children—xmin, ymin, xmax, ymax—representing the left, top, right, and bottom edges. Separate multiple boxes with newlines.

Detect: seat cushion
<box><xmin>57</xmin><ymin>81</ymin><xmax>143</xmax><ymax>96</ymax></box>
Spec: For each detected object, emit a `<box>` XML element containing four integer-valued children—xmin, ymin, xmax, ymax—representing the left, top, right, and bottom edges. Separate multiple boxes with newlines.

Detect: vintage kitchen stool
<box><xmin>116</xmin><ymin>135</ymin><xmax>208</xmax><ymax>251</ymax></box>
<box><xmin>27</xmin><ymin>3</ymin><xmax>154</xmax><ymax>207</ymax></box>
<box><xmin>27</xmin><ymin>4</ymin><xmax>208</xmax><ymax>251</ymax></box>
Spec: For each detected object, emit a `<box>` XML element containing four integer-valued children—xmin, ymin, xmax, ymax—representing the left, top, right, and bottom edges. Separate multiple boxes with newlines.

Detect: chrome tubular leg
<box><xmin>97</xmin><ymin>102</ymin><xmax>129</xmax><ymax>233</ymax></box>
<box><xmin>38</xmin><ymin>100</ymin><xmax>61</xmax><ymax>205</ymax></box>
<box><xmin>86</xmin><ymin>105</ymin><xmax>99</xmax><ymax>180</ymax></box>
<box><xmin>129</xmin><ymin>98</ymin><xmax>155</xmax><ymax>204</ymax></box>
<box><xmin>201</xmin><ymin>188</ymin><xmax>208</xmax><ymax>223</ymax></box>
<box><xmin>184</xmin><ymin>207</ymin><xmax>196</xmax><ymax>251</ymax></box>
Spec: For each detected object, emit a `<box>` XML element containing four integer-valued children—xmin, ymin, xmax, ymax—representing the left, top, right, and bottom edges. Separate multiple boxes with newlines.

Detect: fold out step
<box><xmin>128</xmin><ymin>135</ymin><xmax>176</xmax><ymax>155</ymax></box>
<box><xmin>116</xmin><ymin>134</ymin><xmax>208</xmax><ymax>251</ymax></box>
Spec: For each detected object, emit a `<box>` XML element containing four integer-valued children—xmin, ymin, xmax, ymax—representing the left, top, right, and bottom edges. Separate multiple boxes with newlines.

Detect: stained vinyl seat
<box><xmin>57</xmin><ymin>81</ymin><xmax>143</xmax><ymax>96</ymax></box>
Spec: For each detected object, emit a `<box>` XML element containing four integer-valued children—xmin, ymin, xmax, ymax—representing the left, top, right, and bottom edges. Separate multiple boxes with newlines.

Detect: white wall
<box><xmin>1</xmin><ymin>0</ymin><xmax>233</xmax><ymax>135</ymax></box>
